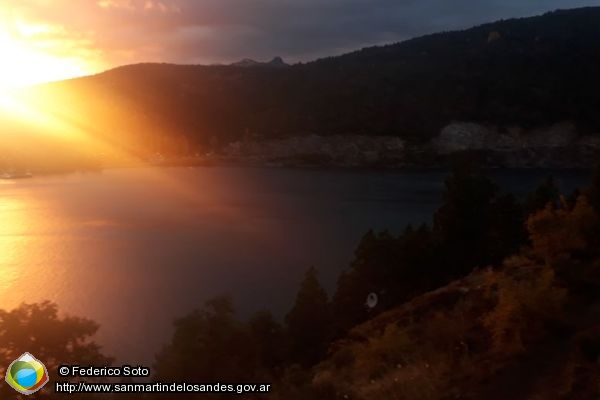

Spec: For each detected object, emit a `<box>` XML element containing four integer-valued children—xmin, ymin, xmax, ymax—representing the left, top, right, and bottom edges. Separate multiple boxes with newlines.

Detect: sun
<box><xmin>0</xmin><ymin>23</ymin><xmax>99</xmax><ymax>148</ymax></box>
<box><xmin>0</xmin><ymin>26</ymin><xmax>92</xmax><ymax>89</ymax></box>
<box><xmin>0</xmin><ymin>19</ymin><xmax>99</xmax><ymax>132</ymax></box>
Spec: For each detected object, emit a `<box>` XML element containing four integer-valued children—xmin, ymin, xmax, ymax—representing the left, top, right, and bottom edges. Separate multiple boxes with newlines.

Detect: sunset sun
<box><xmin>0</xmin><ymin>24</ymin><xmax>93</xmax><ymax>89</ymax></box>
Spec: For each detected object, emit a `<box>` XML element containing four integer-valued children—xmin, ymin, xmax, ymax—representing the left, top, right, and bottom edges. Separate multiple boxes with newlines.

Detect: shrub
<box><xmin>482</xmin><ymin>258</ymin><xmax>567</xmax><ymax>356</ymax></box>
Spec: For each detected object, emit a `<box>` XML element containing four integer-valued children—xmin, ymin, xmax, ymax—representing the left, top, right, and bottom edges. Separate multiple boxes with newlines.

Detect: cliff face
<box><xmin>218</xmin><ymin>122</ymin><xmax>598</xmax><ymax>169</ymax></box>
<box><xmin>432</xmin><ymin>122</ymin><xmax>600</xmax><ymax>168</ymax></box>
<box><xmin>222</xmin><ymin>135</ymin><xmax>405</xmax><ymax>167</ymax></box>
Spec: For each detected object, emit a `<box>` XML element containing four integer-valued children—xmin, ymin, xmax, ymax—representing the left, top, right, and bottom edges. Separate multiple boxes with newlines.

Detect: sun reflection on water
<box><xmin>0</xmin><ymin>196</ymin><xmax>33</xmax><ymax>298</ymax></box>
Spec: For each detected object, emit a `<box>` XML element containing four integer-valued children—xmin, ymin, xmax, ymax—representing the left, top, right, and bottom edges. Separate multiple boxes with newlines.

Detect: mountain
<box><xmin>11</xmin><ymin>7</ymin><xmax>600</xmax><ymax>167</ymax></box>
<box><xmin>267</xmin><ymin>56</ymin><xmax>288</xmax><ymax>67</ymax></box>
<box><xmin>230</xmin><ymin>57</ymin><xmax>288</xmax><ymax>67</ymax></box>
<box><xmin>230</xmin><ymin>58</ymin><xmax>262</xmax><ymax>67</ymax></box>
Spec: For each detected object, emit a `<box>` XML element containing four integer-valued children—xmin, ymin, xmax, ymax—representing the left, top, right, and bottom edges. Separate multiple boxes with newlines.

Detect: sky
<box><xmin>1</xmin><ymin>0</ymin><xmax>600</xmax><ymax>86</ymax></box>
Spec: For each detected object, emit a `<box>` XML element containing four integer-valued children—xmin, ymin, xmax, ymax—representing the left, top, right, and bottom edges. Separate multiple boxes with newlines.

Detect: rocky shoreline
<box><xmin>217</xmin><ymin>122</ymin><xmax>600</xmax><ymax>169</ymax></box>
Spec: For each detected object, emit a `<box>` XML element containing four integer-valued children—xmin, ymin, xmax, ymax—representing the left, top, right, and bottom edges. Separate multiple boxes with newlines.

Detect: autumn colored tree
<box><xmin>482</xmin><ymin>257</ymin><xmax>567</xmax><ymax>356</ymax></box>
<box><xmin>527</xmin><ymin>195</ymin><xmax>600</xmax><ymax>293</ymax></box>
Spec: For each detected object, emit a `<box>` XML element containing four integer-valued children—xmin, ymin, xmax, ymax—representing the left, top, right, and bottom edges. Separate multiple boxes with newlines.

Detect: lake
<box><xmin>0</xmin><ymin>166</ymin><xmax>592</xmax><ymax>367</ymax></box>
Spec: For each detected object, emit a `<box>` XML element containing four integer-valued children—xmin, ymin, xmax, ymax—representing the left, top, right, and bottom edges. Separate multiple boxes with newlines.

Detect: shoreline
<box><xmin>14</xmin><ymin>155</ymin><xmax>597</xmax><ymax>179</ymax></box>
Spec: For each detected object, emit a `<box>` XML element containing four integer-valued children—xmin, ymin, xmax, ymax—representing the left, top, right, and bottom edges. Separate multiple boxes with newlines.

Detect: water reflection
<box><xmin>0</xmin><ymin>196</ymin><xmax>36</xmax><ymax>297</ymax></box>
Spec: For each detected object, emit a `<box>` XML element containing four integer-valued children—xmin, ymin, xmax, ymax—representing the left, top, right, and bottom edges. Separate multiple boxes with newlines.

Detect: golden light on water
<box><xmin>0</xmin><ymin>195</ymin><xmax>32</xmax><ymax>298</ymax></box>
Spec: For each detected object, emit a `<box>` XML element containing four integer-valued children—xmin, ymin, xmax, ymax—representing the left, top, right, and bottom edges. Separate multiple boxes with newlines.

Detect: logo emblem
<box><xmin>5</xmin><ymin>353</ymin><xmax>49</xmax><ymax>395</ymax></box>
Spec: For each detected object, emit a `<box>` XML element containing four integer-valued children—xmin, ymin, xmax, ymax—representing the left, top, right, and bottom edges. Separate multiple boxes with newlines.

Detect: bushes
<box><xmin>527</xmin><ymin>196</ymin><xmax>600</xmax><ymax>294</ymax></box>
<box><xmin>482</xmin><ymin>258</ymin><xmax>567</xmax><ymax>356</ymax></box>
<box><xmin>527</xmin><ymin>197</ymin><xmax>599</xmax><ymax>264</ymax></box>
<box><xmin>313</xmin><ymin>323</ymin><xmax>452</xmax><ymax>400</ymax></box>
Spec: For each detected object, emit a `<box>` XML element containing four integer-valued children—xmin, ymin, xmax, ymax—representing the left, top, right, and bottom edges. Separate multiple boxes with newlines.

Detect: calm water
<box><xmin>0</xmin><ymin>166</ymin><xmax>591</xmax><ymax>366</ymax></box>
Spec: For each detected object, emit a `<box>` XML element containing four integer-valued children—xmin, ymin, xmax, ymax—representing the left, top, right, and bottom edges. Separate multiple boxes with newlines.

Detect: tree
<box><xmin>0</xmin><ymin>301</ymin><xmax>112</xmax><ymax>399</ymax></box>
<box><xmin>331</xmin><ymin>224</ymin><xmax>447</xmax><ymax>335</ymax></box>
<box><xmin>153</xmin><ymin>296</ymin><xmax>257</xmax><ymax>387</ymax></box>
<box><xmin>526</xmin><ymin>196</ymin><xmax>600</xmax><ymax>291</ymax></box>
<box><xmin>433</xmin><ymin>166</ymin><xmax>504</xmax><ymax>274</ymax></box>
<box><xmin>588</xmin><ymin>165</ymin><xmax>600</xmax><ymax>213</ymax></box>
<box><xmin>487</xmin><ymin>193</ymin><xmax>527</xmax><ymax>261</ymax></box>
<box><xmin>285</xmin><ymin>267</ymin><xmax>332</xmax><ymax>367</ymax></box>
<box><xmin>247</xmin><ymin>310</ymin><xmax>287</xmax><ymax>376</ymax></box>
<box><xmin>330</xmin><ymin>230</ymin><xmax>398</xmax><ymax>336</ymax></box>
<box><xmin>482</xmin><ymin>258</ymin><xmax>567</xmax><ymax>356</ymax></box>
<box><xmin>332</xmin><ymin>166</ymin><xmax>528</xmax><ymax>337</ymax></box>
<box><xmin>527</xmin><ymin>197</ymin><xmax>599</xmax><ymax>264</ymax></box>
<box><xmin>524</xmin><ymin>176</ymin><xmax>560</xmax><ymax>214</ymax></box>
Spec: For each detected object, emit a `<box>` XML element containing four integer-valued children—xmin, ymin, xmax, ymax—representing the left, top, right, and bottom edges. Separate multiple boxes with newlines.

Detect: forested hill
<box><xmin>22</xmin><ymin>7</ymin><xmax>600</xmax><ymax>154</ymax></box>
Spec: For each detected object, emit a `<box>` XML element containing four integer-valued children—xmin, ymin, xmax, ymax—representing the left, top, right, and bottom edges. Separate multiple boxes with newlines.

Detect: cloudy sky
<box><xmin>1</xmin><ymin>0</ymin><xmax>599</xmax><ymax>85</ymax></box>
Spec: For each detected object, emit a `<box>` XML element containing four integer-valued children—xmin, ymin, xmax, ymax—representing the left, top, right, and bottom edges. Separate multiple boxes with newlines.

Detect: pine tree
<box><xmin>153</xmin><ymin>296</ymin><xmax>257</xmax><ymax>383</ymax></box>
<box><xmin>433</xmin><ymin>165</ymin><xmax>499</xmax><ymax>275</ymax></box>
<box><xmin>525</xmin><ymin>175</ymin><xmax>560</xmax><ymax>214</ymax></box>
<box><xmin>248</xmin><ymin>310</ymin><xmax>287</xmax><ymax>373</ymax></box>
<box><xmin>285</xmin><ymin>267</ymin><xmax>332</xmax><ymax>367</ymax></box>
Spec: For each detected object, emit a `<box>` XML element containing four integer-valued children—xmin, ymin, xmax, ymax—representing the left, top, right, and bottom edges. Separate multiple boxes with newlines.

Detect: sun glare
<box><xmin>0</xmin><ymin>18</ymin><xmax>112</xmax><ymax>150</ymax></box>
<box><xmin>0</xmin><ymin>26</ymin><xmax>92</xmax><ymax>89</ymax></box>
<box><xmin>0</xmin><ymin>20</ymin><xmax>138</xmax><ymax>168</ymax></box>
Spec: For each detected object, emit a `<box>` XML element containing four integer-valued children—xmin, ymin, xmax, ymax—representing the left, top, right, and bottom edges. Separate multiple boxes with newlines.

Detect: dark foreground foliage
<box><xmin>1</xmin><ymin>165</ymin><xmax>599</xmax><ymax>399</ymax></box>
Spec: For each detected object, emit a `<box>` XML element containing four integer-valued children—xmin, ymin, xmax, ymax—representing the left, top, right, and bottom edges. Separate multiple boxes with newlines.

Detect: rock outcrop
<box><xmin>219</xmin><ymin>122</ymin><xmax>598</xmax><ymax>169</ymax></box>
<box><xmin>223</xmin><ymin>135</ymin><xmax>405</xmax><ymax>167</ymax></box>
<box><xmin>432</xmin><ymin>122</ymin><xmax>598</xmax><ymax>168</ymax></box>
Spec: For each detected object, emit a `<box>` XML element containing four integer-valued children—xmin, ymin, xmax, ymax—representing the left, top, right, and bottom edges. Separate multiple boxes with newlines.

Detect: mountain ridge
<box><xmin>11</xmin><ymin>6</ymin><xmax>600</xmax><ymax>168</ymax></box>
<box><xmin>230</xmin><ymin>56</ymin><xmax>289</xmax><ymax>67</ymax></box>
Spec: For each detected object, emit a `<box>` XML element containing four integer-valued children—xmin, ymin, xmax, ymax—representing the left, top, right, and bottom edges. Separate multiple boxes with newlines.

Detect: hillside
<box><xmin>311</xmin><ymin>264</ymin><xmax>600</xmax><ymax>400</ymax></box>
<box><xmin>7</xmin><ymin>7</ymin><xmax>600</xmax><ymax>169</ymax></box>
<box><xmin>307</xmin><ymin>193</ymin><xmax>600</xmax><ymax>399</ymax></box>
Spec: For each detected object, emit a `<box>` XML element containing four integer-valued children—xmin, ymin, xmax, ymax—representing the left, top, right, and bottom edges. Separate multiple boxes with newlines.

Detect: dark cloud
<box><xmin>109</xmin><ymin>0</ymin><xmax>600</xmax><ymax>64</ymax></box>
<box><xmin>9</xmin><ymin>0</ymin><xmax>600</xmax><ymax>69</ymax></box>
